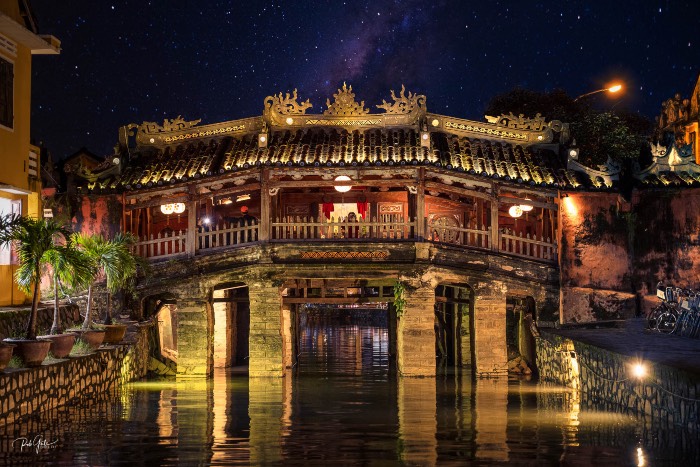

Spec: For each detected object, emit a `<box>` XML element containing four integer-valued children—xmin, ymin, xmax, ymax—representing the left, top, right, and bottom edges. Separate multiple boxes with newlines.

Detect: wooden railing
<box><xmin>499</xmin><ymin>228</ymin><xmax>557</xmax><ymax>262</ymax></box>
<box><xmin>427</xmin><ymin>221</ymin><xmax>491</xmax><ymax>250</ymax></box>
<box><xmin>133</xmin><ymin>219</ymin><xmax>557</xmax><ymax>264</ymax></box>
<box><xmin>133</xmin><ymin>230</ymin><xmax>187</xmax><ymax>259</ymax></box>
<box><xmin>197</xmin><ymin>221</ymin><xmax>259</xmax><ymax>251</ymax></box>
<box><xmin>271</xmin><ymin>216</ymin><xmax>416</xmax><ymax>241</ymax></box>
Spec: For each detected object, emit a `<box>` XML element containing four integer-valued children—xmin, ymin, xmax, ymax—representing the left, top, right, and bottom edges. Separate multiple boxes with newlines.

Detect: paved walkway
<box><xmin>547</xmin><ymin>318</ymin><xmax>700</xmax><ymax>376</ymax></box>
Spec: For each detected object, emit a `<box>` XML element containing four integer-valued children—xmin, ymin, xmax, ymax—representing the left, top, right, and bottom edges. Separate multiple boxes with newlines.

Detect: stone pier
<box><xmin>397</xmin><ymin>282</ymin><xmax>436</xmax><ymax>377</ymax></box>
<box><xmin>472</xmin><ymin>281</ymin><xmax>508</xmax><ymax>376</ymax></box>
<box><xmin>177</xmin><ymin>298</ymin><xmax>212</xmax><ymax>377</ymax></box>
<box><xmin>248</xmin><ymin>282</ymin><xmax>284</xmax><ymax>377</ymax></box>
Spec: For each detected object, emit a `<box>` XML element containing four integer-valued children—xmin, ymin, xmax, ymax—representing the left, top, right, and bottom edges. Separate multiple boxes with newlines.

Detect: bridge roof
<box><xmin>74</xmin><ymin>84</ymin><xmax>612</xmax><ymax>193</ymax></box>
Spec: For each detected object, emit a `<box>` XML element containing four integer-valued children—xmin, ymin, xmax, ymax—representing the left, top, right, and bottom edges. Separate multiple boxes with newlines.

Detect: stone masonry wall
<box><xmin>537</xmin><ymin>331</ymin><xmax>700</xmax><ymax>431</ymax></box>
<box><xmin>0</xmin><ymin>305</ymin><xmax>80</xmax><ymax>339</ymax></box>
<box><xmin>0</xmin><ymin>324</ymin><xmax>151</xmax><ymax>437</ymax></box>
<box><xmin>559</xmin><ymin>188</ymin><xmax>700</xmax><ymax>324</ymax></box>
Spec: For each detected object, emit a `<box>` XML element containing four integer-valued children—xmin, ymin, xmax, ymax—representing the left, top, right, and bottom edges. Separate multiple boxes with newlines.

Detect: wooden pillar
<box><xmin>186</xmin><ymin>198</ymin><xmax>197</xmax><ymax>257</ymax></box>
<box><xmin>490</xmin><ymin>198</ymin><xmax>499</xmax><ymax>251</ymax></box>
<box><xmin>259</xmin><ymin>168</ymin><xmax>270</xmax><ymax>242</ymax></box>
<box><xmin>416</xmin><ymin>167</ymin><xmax>426</xmax><ymax>240</ymax></box>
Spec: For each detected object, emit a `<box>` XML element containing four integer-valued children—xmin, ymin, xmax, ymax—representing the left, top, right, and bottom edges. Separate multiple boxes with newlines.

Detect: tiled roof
<box><xmin>638</xmin><ymin>171</ymin><xmax>700</xmax><ymax>187</ymax></box>
<box><xmin>86</xmin><ymin>127</ymin><xmax>594</xmax><ymax>192</ymax></box>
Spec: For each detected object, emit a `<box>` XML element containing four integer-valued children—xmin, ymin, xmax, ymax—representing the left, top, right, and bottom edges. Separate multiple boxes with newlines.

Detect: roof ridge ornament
<box><xmin>136</xmin><ymin>116</ymin><xmax>202</xmax><ymax>134</ymax></box>
<box><xmin>263</xmin><ymin>89</ymin><xmax>313</xmax><ymax>115</ymax></box>
<box><xmin>376</xmin><ymin>85</ymin><xmax>426</xmax><ymax>114</ymax></box>
<box><xmin>324</xmin><ymin>82</ymin><xmax>369</xmax><ymax>116</ymax></box>
<box><xmin>484</xmin><ymin>112</ymin><xmax>549</xmax><ymax>132</ymax></box>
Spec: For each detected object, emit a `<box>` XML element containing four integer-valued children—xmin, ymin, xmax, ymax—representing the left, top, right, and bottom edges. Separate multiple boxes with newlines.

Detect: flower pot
<box><xmin>38</xmin><ymin>333</ymin><xmax>77</xmax><ymax>359</ymax></box>
<box><xmin>0</xmin><ymin>342</ymin><xmax>15</xmax><ymax>371</ymax></box>
<box><xmin>102</xmin><ymin>324</ymin><xmax>128</xmax><ymax>345</ymax></box>
<box><xmin>69</xmin><ymin>329</ymin><xmax>106</xmax><ymax>350</ymax></box>
<box><xmin>3</xmin><ymin>338</ymin><xmax>51</xmax><ymax>367</ymax></box>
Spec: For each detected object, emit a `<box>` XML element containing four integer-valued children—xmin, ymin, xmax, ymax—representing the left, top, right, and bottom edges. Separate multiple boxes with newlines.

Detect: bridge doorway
<box><xmin>434</xmin><ymin>284</ymin><xmax>474</xmax><ymax>370</ymax></box>
<box><xmin>506</xmin><ymin>296</ymin><xmax>537</xmax><ymax>376</ymax></box>
<box><xmin>283</xmin><ymin>282</ymin><xmax>396</xmax><ymax>376</ymax></box>
<box><xmin>212</xmin><ymin>284</ymin><xmax>250</xmax><ymax>370</ymax></box>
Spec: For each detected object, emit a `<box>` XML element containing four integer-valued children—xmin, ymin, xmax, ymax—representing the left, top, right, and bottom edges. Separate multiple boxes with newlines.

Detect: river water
<box><xmin>1</xmin><ymin>320</ymin><xmax>698</xmax><ymax>465</ymax></box>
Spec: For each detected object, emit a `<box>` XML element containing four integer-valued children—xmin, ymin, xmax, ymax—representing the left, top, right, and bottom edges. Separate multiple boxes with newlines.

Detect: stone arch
<box><xmin>141</xmin><ymin>291</ymin><xmax>179</xmax><ymax>371</ymax></box>
<box><xmin>434</xmin><ymin>282</ymin><xmax>474</xmax><ymax>369</ymax></box>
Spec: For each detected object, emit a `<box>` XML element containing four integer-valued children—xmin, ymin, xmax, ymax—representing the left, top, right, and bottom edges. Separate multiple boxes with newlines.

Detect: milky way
<box><xmin>29</xmin><ymin>0</ymin><xmax>699</xmax><ymax>159</ymax></box>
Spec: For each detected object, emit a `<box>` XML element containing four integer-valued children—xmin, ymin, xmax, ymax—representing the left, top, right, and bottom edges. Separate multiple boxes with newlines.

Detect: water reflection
<box><xmin>0</xmin><ymin>321</ymin><xmax>698</xmax><ymax>465</ymax></box>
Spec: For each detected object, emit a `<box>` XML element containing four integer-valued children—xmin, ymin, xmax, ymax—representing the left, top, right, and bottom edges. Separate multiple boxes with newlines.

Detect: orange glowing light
<box><xmin>563</xmin><ymin>196</ymin><xmax>578</xmax><ymax>216</ymax></box>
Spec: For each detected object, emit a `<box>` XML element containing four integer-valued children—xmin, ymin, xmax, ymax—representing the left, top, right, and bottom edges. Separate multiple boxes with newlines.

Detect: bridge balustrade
<box><xmin>133</xmin><ymin>217</ymin><xmax>557</xmax><ymax>263</ymax></box>
<box><xmin>271</xmin><ymin>215</ymin><xmax>416</xmax><ymax>241</ymax></box>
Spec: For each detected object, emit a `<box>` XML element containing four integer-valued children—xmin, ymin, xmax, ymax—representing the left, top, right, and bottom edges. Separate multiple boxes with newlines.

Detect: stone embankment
<box><xmin>0</xmin><ymin>320</ymin><xmax>152</xmax><ymax>445</ymax></box>
<box><xmin>537</xmin><ymin>326</ymin><xmax>700</xmax><ymax>432</ymax></box>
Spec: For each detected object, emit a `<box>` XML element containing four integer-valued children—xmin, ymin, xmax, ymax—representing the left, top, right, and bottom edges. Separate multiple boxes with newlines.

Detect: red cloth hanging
<box><xmin>322</xmin><ymin>202</ymin><xmax>335</xmax><ymax>219</ymax></box>
<box><xmin>356</xmin><ymin>200</ymin><xmax>368</xmax><ymax>219</ymax></box>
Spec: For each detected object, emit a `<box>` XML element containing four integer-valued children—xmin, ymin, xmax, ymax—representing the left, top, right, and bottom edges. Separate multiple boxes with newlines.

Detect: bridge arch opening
<box><xmin>282</xmin><ymin>280</ymin><xmax>396</xmax><ymax>376</ymax></box>
<box><xmin>212</xmin><ymin>283</ymin><xmax>250</xmax><ymax>370</ymax></box>
<box><xmin>506</xmin><ymin>295</ymin><xmax>538</xmax><ymax>376</ymax></box>
<box><xmin>141</xmin><ymin>292</ymin><xmax>179</xmax><ymax>374</ymax></box>
<box><xmin>434</xmin><ymin>283</ymin><xmax>474</xmax><ymax>371</ymax></box>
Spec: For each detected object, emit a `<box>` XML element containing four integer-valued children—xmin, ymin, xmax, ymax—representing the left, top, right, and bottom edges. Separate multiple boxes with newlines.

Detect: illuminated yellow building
<box><xmin>0</xmin><ymin>1</ymin><xmax>59</xmax><ymax>305</ymax></box>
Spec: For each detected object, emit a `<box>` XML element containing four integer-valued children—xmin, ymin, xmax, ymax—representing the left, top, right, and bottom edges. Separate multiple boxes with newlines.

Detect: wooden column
<box><xmin>490</xmin><ymin>199</ymin><xmax>499</xmax><ymax>251</ymax></box>
<box><xmin>186</xmin><ymin>198</ymin><xmax>197</xmax><ymax>257</ymax></box>
<box><xmin>259</xmin><ymin>168</ymin><xmax>271</xmax><ymax>242</ymax></box>
<box><xmin>416</xmin><ymin>167</ymin><xmax>426</xmax><ymax>240</ymax></box>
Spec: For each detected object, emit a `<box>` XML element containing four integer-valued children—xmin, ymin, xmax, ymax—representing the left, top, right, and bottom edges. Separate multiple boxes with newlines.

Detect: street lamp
<box><xmin>574</xmin><ymin>84</ymin><xmax>623</xmax><ymax>102</ymax></box>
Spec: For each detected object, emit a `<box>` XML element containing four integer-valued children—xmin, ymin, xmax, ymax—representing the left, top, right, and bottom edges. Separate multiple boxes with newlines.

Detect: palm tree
<box><xmin>44</xmin><ymin>243</ymin><xmax>93</xmax><ymax>334</ymax></box>
<box><xmin>2</xmin><ymin>217</ymin><xmax>77</xmax><ymax>340</ymax></box>
<box><xmin>74</xmin><ymin>232</ymin><xmax>141</xmax><ymax>328</ymax></box>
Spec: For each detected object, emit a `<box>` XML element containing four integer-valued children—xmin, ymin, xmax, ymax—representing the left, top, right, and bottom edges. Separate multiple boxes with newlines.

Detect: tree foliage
<box><xmin>0</xmin><ymin>217</ymin><xmax>89</xmax><ymax>339</ymax></box>
<box><xmin>74</xmin><ymin>232</ymin><xmax>143</xmax><ymax>326</ymax></box>
<box><xmin>485</xmin><ymin>87</ymin><xmax>652</xmax><ymax>166</ymax></box>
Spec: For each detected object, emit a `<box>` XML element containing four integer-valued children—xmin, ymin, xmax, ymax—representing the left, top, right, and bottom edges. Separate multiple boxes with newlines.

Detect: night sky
<box><xmin>29</xmin><ymin>0</ymin><xmax>699</xmax><ymax>160</ymax></box>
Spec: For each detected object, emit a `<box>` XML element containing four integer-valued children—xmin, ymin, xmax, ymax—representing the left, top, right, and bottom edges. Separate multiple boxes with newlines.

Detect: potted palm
<box><xmin>0</xmin><ymin>217</ymin><xmax>73</xmax><ymax>366</ymax></box>
<box><xmin>37</xmin><ymin>235</ymin><xmax>93</xmax><ymax>358</ymax></box>
<box><xmin>73</xmin><ymin>233</ymin><xmax>141</xmax><ymax>346</ymax></box>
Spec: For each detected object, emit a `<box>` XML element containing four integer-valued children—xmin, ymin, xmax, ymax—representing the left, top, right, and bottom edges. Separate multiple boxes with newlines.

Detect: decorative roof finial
<box><xmin>324</xmin><ymin>82</ymin><xmax>369</xmax><ymax>116</ymax></box>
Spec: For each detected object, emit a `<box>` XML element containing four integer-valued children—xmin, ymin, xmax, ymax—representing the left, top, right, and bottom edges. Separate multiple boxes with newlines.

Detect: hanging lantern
<box><xmin>508</xmin><ymin>205</ymin><xmax>523</xmax><ymax>218</ymax></box>
<box><xmin>160</xmin><ymin>203</ymin><xmax>186</xmax><ymax>215</ymax></box>
<box><xmin>334</xmin><ymin>175</ymin><xmax>352</xmax><ymax>193</ymax></box>
<box><xmin>520</xmin><ymin>198</ymin><xmax>533</xmax><ymax>212</ymax></box>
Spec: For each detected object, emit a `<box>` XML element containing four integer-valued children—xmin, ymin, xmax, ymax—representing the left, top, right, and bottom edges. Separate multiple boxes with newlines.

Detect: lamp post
<box><xmin>574</xmin><ymin>84</ymin><xmax>623</xmax><ymax>102</ymax></box>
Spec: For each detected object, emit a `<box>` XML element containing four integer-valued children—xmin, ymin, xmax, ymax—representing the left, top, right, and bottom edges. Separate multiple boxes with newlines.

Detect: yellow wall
<box><xmin>0</xmin><ymin>265</ymin><xmax>27</xmax><ymax>305</ymax></box>
<box><xmin>0</xmin><ymin>42</ymin><xmax>32</xmax><ymax>191</ymax></box>
<box><xmin>0</xmin><ymin>3</ymin><xmax>42</xmax><ymax>306</ymax></box>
